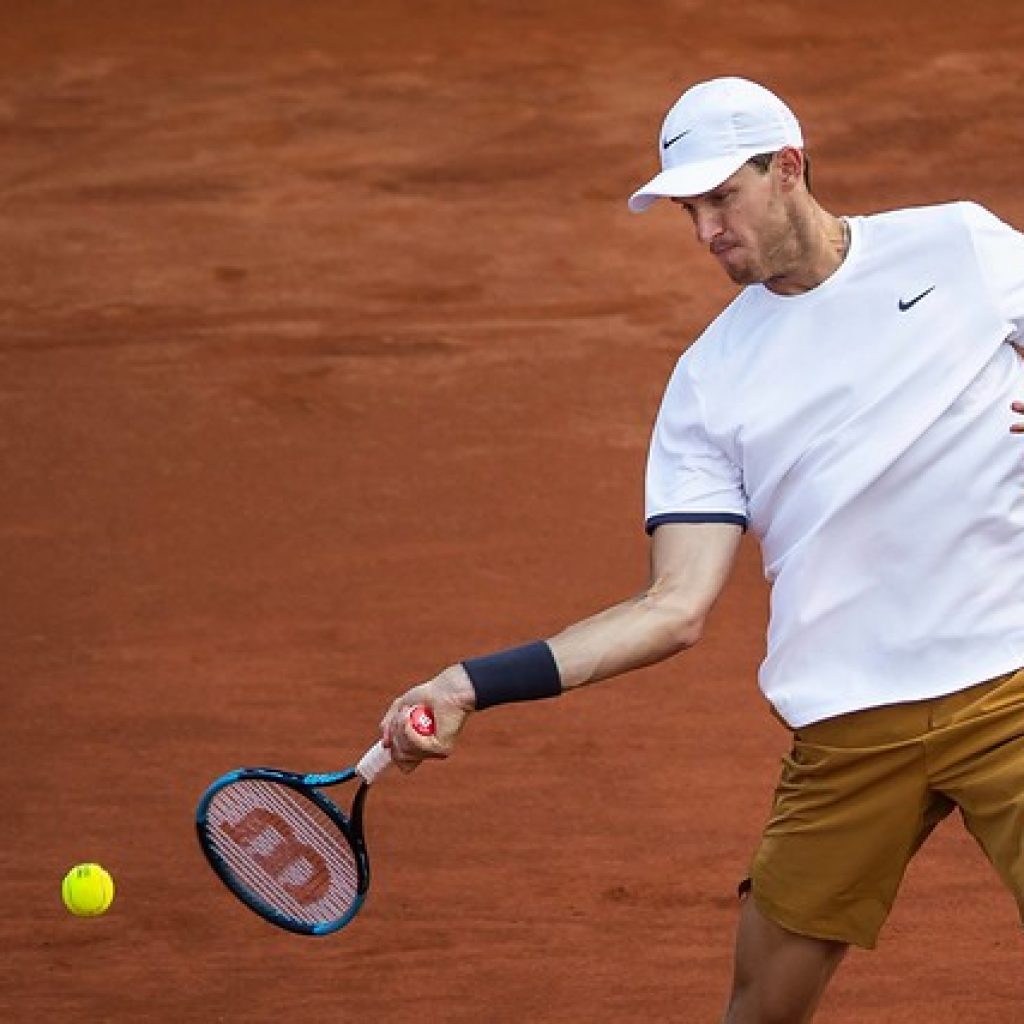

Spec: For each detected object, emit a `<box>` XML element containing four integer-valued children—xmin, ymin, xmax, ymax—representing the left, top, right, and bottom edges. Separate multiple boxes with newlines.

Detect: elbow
<box><xmin>668</xmin><ymin>610</ymin><xmax>706</xmax><ymax>652</ymax></box>
<box><xmin>642</xmin><ymin>586</ymin><xmax>708</xmax><ymax>653</ymax></box>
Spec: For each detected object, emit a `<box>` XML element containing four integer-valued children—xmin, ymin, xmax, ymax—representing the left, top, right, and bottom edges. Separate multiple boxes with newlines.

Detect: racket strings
<box><xmin>204</xmin><ymin>779</ymin><xmax>362</xmax><ymax>926</ymax></box>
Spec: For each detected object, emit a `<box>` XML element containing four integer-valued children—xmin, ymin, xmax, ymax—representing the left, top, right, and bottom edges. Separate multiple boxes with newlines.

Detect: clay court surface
<box><xmin>3</xmin><ymin>1</ymin><xmax>1024</xmax><ymax>1020</ymax></box>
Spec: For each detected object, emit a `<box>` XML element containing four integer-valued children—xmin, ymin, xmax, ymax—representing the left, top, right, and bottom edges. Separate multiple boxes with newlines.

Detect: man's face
<box><xmin>673</xmin><ymin>157</ymin><xmax>792</xmax><ymax>286</ymax></box>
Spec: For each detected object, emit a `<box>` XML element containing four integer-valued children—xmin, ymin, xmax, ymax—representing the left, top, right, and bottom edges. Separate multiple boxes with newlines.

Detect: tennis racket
<box><xmin>195</xmin><ymin>704</ymin><xmax>435</xmax><ymax>936</ymax></box>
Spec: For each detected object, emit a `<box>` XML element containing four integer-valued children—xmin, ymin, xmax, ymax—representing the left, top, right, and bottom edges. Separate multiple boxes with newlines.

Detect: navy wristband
<box><xmin>462</xmin><ymin>640</ymin><xmax>562</xmax><ymax>711</ymax></box>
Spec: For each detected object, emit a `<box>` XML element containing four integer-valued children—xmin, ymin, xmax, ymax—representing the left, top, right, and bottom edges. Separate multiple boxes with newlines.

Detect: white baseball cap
<box><xmin>628</xmin><ymin>77</ymin><xmax>803</xmax><ymax>212</ymax></box>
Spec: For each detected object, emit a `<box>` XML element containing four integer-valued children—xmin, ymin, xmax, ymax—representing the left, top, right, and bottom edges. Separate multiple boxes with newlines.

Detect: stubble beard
<box><xmin>746</xmin><ymin>207</ymin><xmax>806</xmax><ymax>288</ymax></box>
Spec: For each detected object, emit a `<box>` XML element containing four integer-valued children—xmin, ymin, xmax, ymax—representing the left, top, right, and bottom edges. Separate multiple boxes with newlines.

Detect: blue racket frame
<box><xmin>195</xmin><ymin>766</ymin><xmax>372</xmax><ymax>936</ymax></box>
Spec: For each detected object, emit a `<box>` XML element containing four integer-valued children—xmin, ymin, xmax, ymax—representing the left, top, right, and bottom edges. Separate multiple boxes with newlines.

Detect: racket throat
<box><xmin>350</xmin><ymin>783</ymin><xmax>372</xmax><ymax>894</ymax></box>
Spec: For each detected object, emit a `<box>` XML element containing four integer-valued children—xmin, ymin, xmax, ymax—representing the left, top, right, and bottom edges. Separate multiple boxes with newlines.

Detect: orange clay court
<box><xmin>2</xmin><ymin>2</ymin><xmax>1023</xmax><ymax>1021</ymax></box>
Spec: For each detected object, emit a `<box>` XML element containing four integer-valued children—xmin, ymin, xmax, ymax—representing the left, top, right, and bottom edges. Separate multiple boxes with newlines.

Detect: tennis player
<box><xmin>380</xmin><ymin>77</ymin><xmax>1024</xmax><ymax>1022</ymax></box>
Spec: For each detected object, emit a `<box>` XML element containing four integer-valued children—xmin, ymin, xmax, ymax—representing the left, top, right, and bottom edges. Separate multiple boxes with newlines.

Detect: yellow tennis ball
<box><xmin>61</xmin><ymin>863</ymin><xmax>115</xmax><ymax>917</ymax></box>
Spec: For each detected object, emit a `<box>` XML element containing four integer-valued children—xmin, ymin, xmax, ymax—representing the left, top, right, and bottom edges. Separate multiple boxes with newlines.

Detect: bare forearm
<box><xmin>388</xmin><ymin>588</ymin><xmax>701</xmax><ymax>738</ymax></box>
<box><xmin>547</xmin><ymin>588</ymin><xmax>703</xmax><ymax>691</ymax></box>
<box><xmin>381</xmin><ymin>522</ymin><xmax>741</xmax><ymax>769</ymax></box>
<box><xmin>426</xmin><ymin>588</ymin><xmax>701</xmax><ymax>710</ymax></box>
<box><xmin>385</xmin><ymin>585</ymin><xmax>704</xmax><ymax>770</ymax></box>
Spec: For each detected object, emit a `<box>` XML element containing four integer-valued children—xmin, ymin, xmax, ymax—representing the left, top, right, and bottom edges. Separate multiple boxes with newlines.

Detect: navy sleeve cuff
<box><xmin>645</xmin><ymin>512</ymin><xmax>748</xmax><ymax>536</ymax></box>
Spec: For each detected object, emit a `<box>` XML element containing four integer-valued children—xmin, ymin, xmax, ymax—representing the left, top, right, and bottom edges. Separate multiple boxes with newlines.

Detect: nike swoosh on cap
<box><xmin>662</xmin><ymin>129</ymin><xmax>691</xmax><ymax>150</ymax></box>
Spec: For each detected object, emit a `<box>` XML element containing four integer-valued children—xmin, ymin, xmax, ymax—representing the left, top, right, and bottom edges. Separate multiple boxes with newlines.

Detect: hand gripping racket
<box><xmin>195</xmin><ymin>705</ymin><xmax>435</xmax><ymax>936</ymax></box>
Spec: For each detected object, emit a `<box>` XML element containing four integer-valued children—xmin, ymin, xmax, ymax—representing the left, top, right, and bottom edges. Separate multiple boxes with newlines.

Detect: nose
<box><xmin>692</xmin><ymin>206</ymin><xmax>723</xmax><ymax>246</ymax></box>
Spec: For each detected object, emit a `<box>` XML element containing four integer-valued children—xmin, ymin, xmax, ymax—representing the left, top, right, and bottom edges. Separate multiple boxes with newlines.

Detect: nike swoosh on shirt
<box><xmin>662</xmin><ymin>130</ymin><xmax>691</xmax><ymax>150</ymax></box>
<box><xmin>898</xmin><ymin>286</ymin><xmax>936</xmax><ymax>312</ymax></box>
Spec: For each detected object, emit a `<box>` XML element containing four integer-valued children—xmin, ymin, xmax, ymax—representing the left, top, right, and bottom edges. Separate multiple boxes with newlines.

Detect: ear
<box><xmin>773</xmin><ymin>146</ymin><xmax>804</xmax><ymax>192</ymax></box>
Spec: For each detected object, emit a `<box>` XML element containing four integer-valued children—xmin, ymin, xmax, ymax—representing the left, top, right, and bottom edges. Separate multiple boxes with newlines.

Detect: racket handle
<box><xmin>356</xmin><ymin>705</ymin><xmax>436</xmax><ymax>784</ymax></box>
<box><xmin>356</xmin><ymin>741</ymin><xmax>391</xmax><ymax>784</ymax></box>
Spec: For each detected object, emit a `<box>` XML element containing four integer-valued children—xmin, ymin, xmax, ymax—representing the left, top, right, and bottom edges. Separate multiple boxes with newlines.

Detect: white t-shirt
<box><xmin>646</xmin><ymin>201</ymin><xmax>1024</xmax><ymax>727</ymax></box>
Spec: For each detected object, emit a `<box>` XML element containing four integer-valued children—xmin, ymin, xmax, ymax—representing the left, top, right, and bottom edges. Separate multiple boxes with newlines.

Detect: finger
<box><xmin>380</xmin><ymin>694</ymin><xmax>415</xmax><ymax>746</ymax></box>
<box><xmin>390</xmin><ymin>710</ymin><xmax>450</xmax><ymax>769</ymax></box>
<box><xmin>400</xmin><ymin>709</ymin><xmax>441</xmax><ymax>753</ymax></box>
<box><xmin>390</xmin><ymin>742</ymin><xmax>422</xmax><ymax>773</ymax></box>
<box><xmin>380</xmin><ymin>706</ymin><xmax>399</xmax><ymax>747</ymax></box>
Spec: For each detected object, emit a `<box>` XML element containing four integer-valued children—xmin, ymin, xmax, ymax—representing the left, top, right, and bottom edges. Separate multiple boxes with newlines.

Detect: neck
<box><xmin>763</xmin><ymin>201</ymin><xmax>849</xmax><ymax>296</ymax></box>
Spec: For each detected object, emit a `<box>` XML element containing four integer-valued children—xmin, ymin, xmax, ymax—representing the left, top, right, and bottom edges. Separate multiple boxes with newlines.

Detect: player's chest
<box><xmin>704</xmin><ymin>274</ymin><xmax>1004</xmax><ymax>468</ymax></box>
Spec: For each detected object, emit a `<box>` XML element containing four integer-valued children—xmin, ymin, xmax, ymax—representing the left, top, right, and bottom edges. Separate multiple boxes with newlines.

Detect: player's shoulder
<box><xmin>861</xmin><ymin>200</ymin><xmax>1006</xmax><ymax>239</ymax></box>
<box><xmin>863</xmin><ymin>200</ymin><xmax>968</xmax><ymax>230</ymax></box>
<box><xmin>860</xmin><ymin>201</ymin><xmax>1024</xmax><ymax>271</ymax></box>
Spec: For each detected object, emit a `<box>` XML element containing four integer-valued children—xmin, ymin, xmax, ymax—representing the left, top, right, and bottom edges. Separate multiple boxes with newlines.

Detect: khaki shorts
<box><xmin>747</xmin><ymin>667</ymin><xmax>1024</xmax><ymax>949</ymax></box>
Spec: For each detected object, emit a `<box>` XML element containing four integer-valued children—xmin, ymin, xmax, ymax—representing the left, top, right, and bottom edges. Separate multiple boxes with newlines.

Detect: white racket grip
<box><xmin>355</xmin><ymin>741</ymin><xmax>392</xmax><ymax>785</ymax></box>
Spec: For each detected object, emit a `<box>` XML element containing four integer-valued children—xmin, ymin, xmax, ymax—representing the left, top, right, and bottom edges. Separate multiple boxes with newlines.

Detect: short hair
<box><xmin>747</xmin><ymin>151</ymin><xmax>812</xmax><ymax>193</ymax></box>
